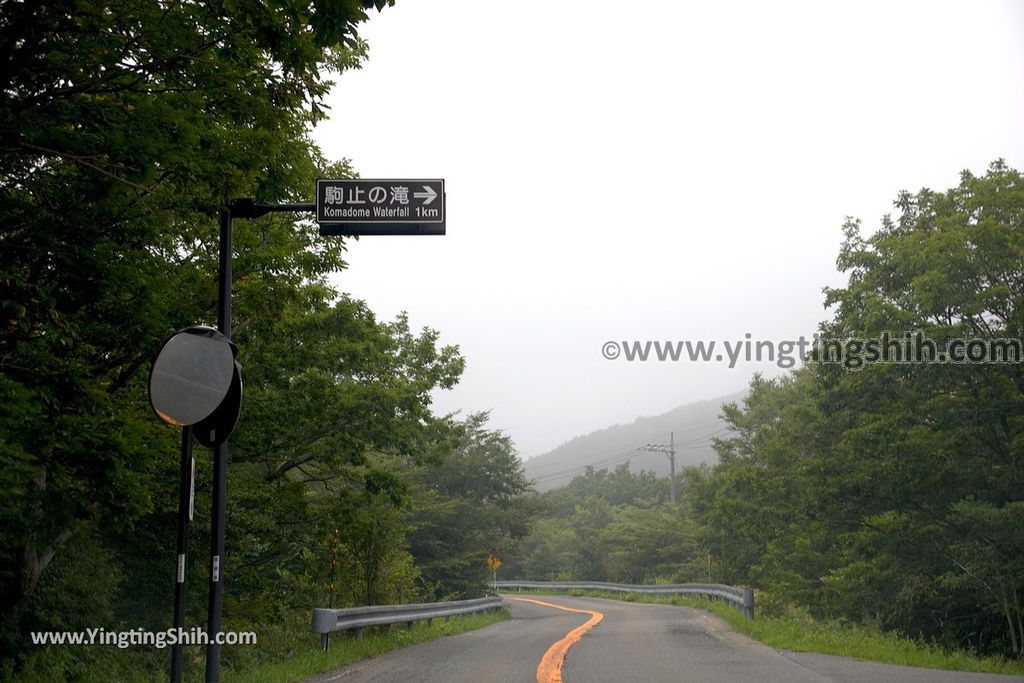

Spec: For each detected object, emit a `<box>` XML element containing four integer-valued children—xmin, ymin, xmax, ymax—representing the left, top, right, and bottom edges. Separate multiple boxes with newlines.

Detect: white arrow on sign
<box><xmin>413</xmin><ymin>185</ymin><xmax>437</xmax><ymax>205</ymax></box>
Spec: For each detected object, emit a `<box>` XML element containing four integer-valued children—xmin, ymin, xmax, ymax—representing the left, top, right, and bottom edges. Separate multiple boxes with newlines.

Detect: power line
<box><xmin>527</xmin><ymin>431</ymin><xmax>673</xmax><ymax>469</ymax></box>
<box><xmin>530</xmin><ymin>425</ymin><xmax>729</xmax><ymax>478</ymax></box>
<box><xmin>530</xmin><ymin>426</ymin><xmax>731</xmax><ymax>484</ymax></box>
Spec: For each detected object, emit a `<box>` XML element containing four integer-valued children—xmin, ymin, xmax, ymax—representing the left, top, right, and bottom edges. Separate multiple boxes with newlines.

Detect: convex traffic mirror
<box><xmin>149</xmin><ymin>326</ymin><xmax>242</xmax><ymax>444</ymax></box>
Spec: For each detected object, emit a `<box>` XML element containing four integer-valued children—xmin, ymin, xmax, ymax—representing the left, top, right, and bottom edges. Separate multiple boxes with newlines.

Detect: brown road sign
<box><xmin>316</xmin><ymin>179</ymin><xmax>445</xmax><ymax>235</ymax></box>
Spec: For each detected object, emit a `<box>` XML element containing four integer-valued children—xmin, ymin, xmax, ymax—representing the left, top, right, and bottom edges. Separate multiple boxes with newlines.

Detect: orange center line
<box><xmin>508</xmin><ymin>597</ymin><xmax>604</xmax><ymax>683</ymax></box>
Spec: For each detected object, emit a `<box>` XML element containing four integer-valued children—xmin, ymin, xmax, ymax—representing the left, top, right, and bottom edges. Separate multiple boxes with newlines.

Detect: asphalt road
<box><xmin>307</xmin><ymin>595</ymin><xmax>1024</xmax><ymax>683</ymax></box>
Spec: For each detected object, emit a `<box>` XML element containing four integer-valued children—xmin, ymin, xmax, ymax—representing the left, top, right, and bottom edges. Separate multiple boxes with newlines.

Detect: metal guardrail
<box><xmin>495</xmin><ymin>580</ymin><xmax>755</xmax><ymax>620</ymax></box>
<box><xmin>311</xmin><ymin>595</ymin><xmax>504</xmax><ymax>651</ymax></box>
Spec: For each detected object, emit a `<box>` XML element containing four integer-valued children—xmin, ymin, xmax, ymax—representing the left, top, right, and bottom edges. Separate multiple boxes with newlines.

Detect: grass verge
<box><xmin>5</xmin><ymin>608</ymin><xmax>509</xmax><ymax>683</ymax></box>
<box><xmin>507</xmin><ymin>589</ymin><xmax>1024</xmax><ymax>677</ymax></box>
<box><xmin>227</xmin><ymin>608</ymin><xmax>509</xmax><ymax>683</ymax></box>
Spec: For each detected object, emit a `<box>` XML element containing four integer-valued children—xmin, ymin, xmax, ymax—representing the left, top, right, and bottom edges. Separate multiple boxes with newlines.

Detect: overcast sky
<box><xmin>313</xmin><ymin>0</ymin><xmax>1024</xmax><ymax>459</ymax></box>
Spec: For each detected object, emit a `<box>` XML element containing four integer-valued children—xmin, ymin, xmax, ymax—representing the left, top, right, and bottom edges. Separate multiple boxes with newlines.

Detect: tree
<box><xmin>507</xmin><ymin>464</ymin><xmax>687</xmax><ymax>583</ymax></box>
<box><xmin>941</xmin><ymin>501</ymin><xmax>1024</xmax><ymax>656</ymax></box>
<box><xmin>0</xmin><ymin>0</ymin><xmax>393</xmax><ymax>662</ymax></box>
<box><xmin>816</xmin><ymin>160</ymin><xmax>1024</xmax><ymax>651</ymax></box>
<box><xmin>601</xmin><ymin>506</ymin><xmax>700</xmax><ymax>583</ymax></box>
<box><xmin>689</xmin><ymin>161</ymin><xmax>1024</xmax><ymax>656</ymax></box>
<box><xmin>407</xmin><ymin>413</ymin><xmax>536</xmax><ymax>599</ymax></box>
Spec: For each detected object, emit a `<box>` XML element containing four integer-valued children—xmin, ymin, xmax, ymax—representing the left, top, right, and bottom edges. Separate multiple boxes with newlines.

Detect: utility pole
<box><xmin>642</xmin><ymin>432</ymin><xmax>677</xmax><ymax>503</ymax></box>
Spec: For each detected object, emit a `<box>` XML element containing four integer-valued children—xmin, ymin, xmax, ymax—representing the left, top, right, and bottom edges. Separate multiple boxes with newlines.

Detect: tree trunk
<box><xmin>1013</xmin><ymin>585</ymin><xmax>1024</xmax><ymax>659</ymax></box>
<box><xmin>11</xmin><ymin>465</ymin><xmax>77</xmax><ymax>638</ymax></box>
<box><xmin>21</xmin><ymin>527</ymin><xmax>75</xmax><ymax>599</ymax></box>
<box><xmin>1001</xmin><ymin>583</ymin><xmax>1020</xmax><ymax>656</ymax></box>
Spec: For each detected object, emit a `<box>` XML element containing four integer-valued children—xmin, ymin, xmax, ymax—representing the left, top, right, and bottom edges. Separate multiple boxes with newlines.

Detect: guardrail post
<box><xmin>320</xmin><ymin>633</ymin><xmax>329</xmax><ymax>652</ymax></box>
<box><xmin>355</xmin><ymin>627</ymin><xmax>363</xmax><ymax>641</ymax></box>
<box><xmin>406</xmin><ymin>621</ymin><xmax>414</xmax><ymax>632</ymax></box>
<box><xmin>742</xmin><ymin>588</ymin><xmax>755</xmax><ymax>621</ymax></box>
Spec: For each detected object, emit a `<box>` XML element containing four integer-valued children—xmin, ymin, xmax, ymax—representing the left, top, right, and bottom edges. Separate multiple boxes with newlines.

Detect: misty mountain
<box><xmin>523</xmin><ymin>391</ymin><xmax>745</xmax><ymax>491</ymax></box>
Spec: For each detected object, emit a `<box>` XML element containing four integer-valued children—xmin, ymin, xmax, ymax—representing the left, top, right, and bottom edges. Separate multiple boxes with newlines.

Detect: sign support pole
<box><xmin>191</xmin><ymin>193</ymin><xmax>439</xmax><ymax>681</ymax></box>
<box><xmin>170</xmin><ymin>426</ymin><xmax>193</xmax><ymax>683</ymax></box>
<box><xmin>204</xmin><ymin>207</ymin><xmax>233</xmax><ymax>683</ymax></box>
<box><xmin>202</xmin><ymin>199</ymin><xmax>312</xmax><ymax>682</ymax></box>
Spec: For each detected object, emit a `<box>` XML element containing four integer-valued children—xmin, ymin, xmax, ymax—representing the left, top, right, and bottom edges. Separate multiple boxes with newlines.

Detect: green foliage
<box><xmin>224</xmin><ymin>608</ymin><xmax>509</xmax><ymax>683</ymax></box>
<box><xmin>0</xmin><ymin>2</ymin><xmax>542</xmax><ymax>679</ymax></box>
<box><xmin>601</xmin><ymin>506</ymin><xmax>701</xmax><ymax>583</ymax></box>
<box><xmin>5</xmin><ymin>608</ymin><xmax>509</xmax><ymax>683</ymax></box>
<box><xmin>512</xmin><ymin>161</ymin><xmax>1024</xmax><ymax>664</ymax></box>
<box><xmin>408</xmin><ymin>413</ymin><xmax>537</xmax><ymax>599</ymax></box>
<box><xmin>0</xmin><ymin>0</ymin><xmax>390</xmax><ymax>661</ymax></box>
<box><xmin>507</xmin><ymin>464</ymin><xmax>702</xmax><ymax>583</ymax></box>
<box><xmin>685</xmin><ymin>161</ymin><xmax>1024</xmax><ymax>658</ymax></box>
